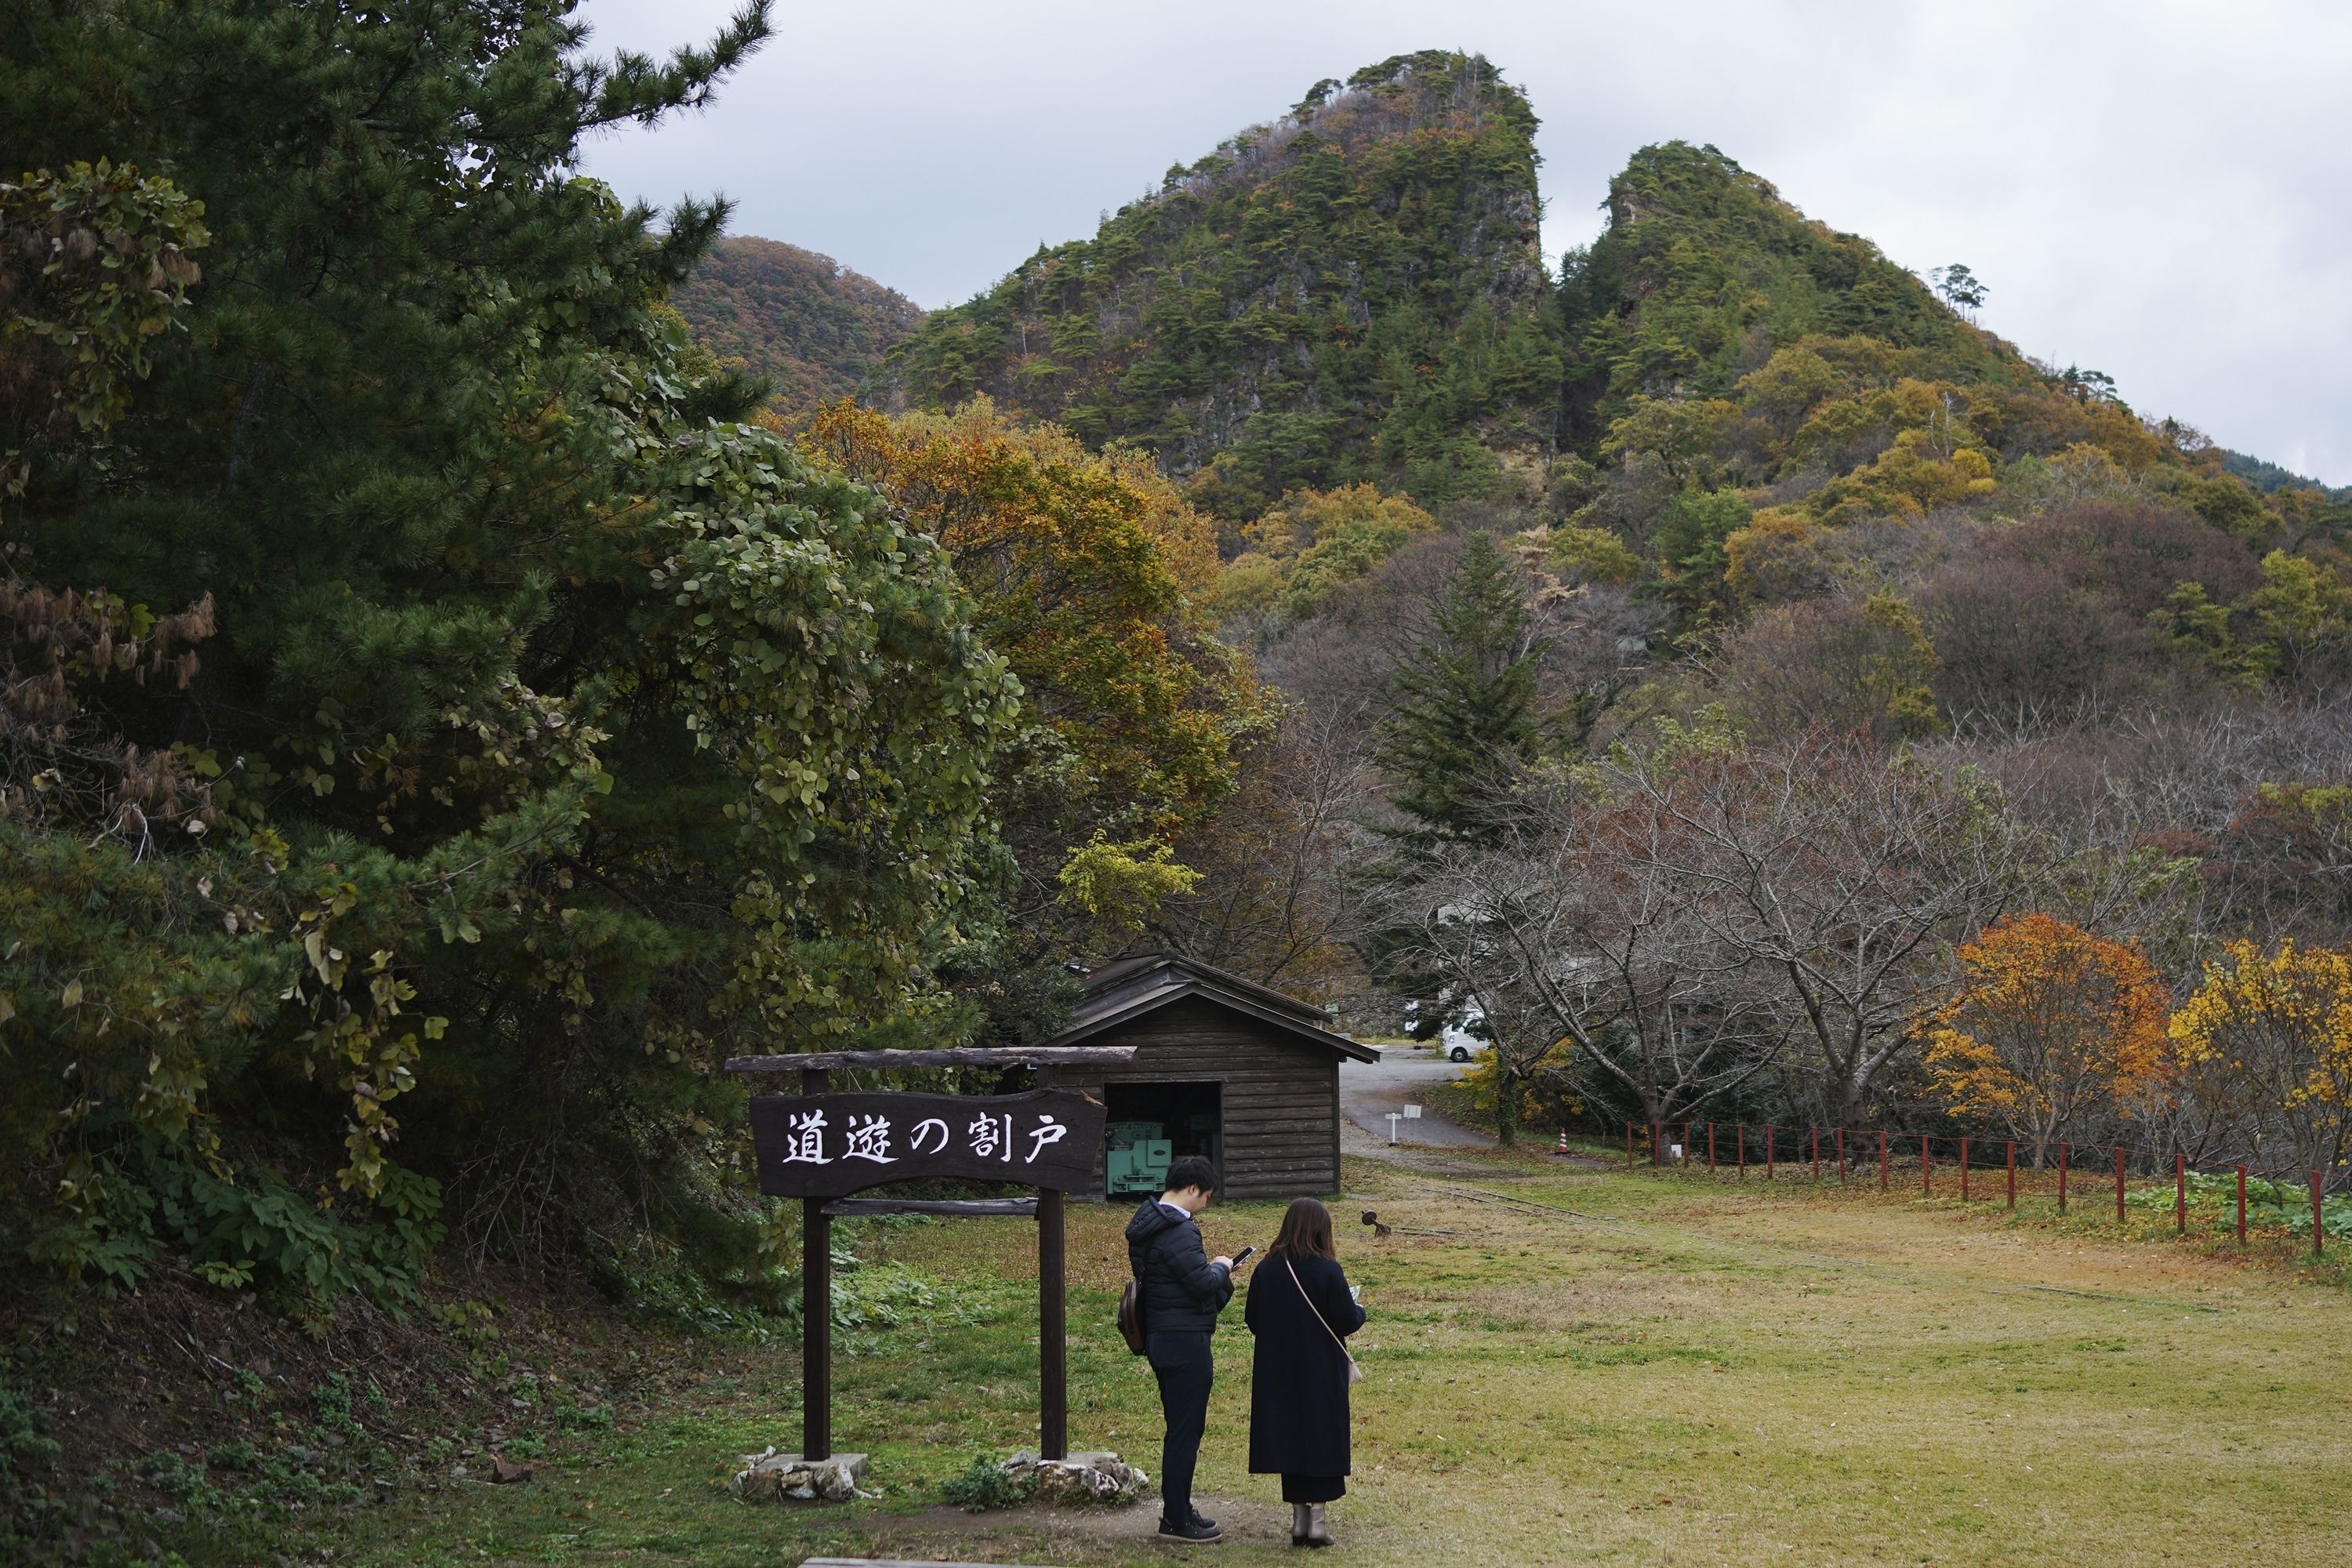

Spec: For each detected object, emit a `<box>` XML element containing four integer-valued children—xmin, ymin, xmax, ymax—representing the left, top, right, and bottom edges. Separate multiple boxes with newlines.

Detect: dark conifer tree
<box><xmin>1359</xmin><ymin>532</ymin><xmax>1553</xmax><ymax>1141</ymax></box>
<box><xmin>1373</xmin><ymin>531</ymin><xmax>1548</xmax><ymax>845</ymax></box>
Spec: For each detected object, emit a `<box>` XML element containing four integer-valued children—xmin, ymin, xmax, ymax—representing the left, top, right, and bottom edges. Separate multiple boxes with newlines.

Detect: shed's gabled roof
<box><xmin>1041</xmin><ymin>953</ymin><xmax>1379</xmax><ymax>1062</ymax></box>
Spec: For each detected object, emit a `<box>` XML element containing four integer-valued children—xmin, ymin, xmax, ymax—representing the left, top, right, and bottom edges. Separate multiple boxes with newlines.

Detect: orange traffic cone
<box><xmin>1556</xmin><ymin>1128</ymin><xmax>1568</xmax><ymax>1156</ymax></box>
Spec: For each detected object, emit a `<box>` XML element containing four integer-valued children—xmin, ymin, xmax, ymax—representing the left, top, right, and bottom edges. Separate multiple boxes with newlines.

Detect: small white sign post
<box><xmin>1386</xmin><ymin>1104</ymin><xmax>1424</xmax><ymax>1145</ymax></box>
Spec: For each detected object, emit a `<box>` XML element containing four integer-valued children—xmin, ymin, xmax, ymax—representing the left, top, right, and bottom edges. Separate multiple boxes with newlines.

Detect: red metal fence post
<box><xmin>1961</xmin><ymin>1136</ymin><xmax>1971</xmax><ymax>1203</ymax></box>
<box><xmin>1879</xmin><ymin>1129</ymin><xmax>1889</xmax><ymax>1192</ymax></box>
<box><xmin>2236</xmin><ymin>1164</ymin><xmax>2247</xmax><ymax>1244</ymax></box>
<box><xmin>2314</xmin><ymin>1171</ymin><xmax>2326</xmax><ymax>1256</ymax></box>
<box><xmin>1708</xmin><ymin>1122</ymin><xmax>1717</xmax><ymax>1172</ymax></box>
<box><xmin>1811</xmin><ymin>1125</ymin><xmax>1820</xmax><ymax>1181</ymax></box>
<box><xmin>1837</xmin><ymin>1127</ymin><xmax>1848</xmax><ymax>1183</ymax></box>
<box><xmin>1922</xmin><ymin>1134</ymin><xmax>1932</xmax><ymax>1195</ymax></box>
<box><xmin>2059</xmin><ymin>1142</ymin><xmax>2069</xmax><ymax>1213</ymax></box>
<box><xmin>1767</xmin><ymin>1123</ymin><xmax>1775</xmax><ymax>1180</ymax></box>
<box><xmin>2115</xmin><ymin>1146</ymin><xmax>2126</xmax><ymax>1225</ymax></box>
<box><xmin>1737</xmin><ymin>1123</ymin><xmax>1746</xmax><ymax>1179</ymax></box>
<box><xmin>1626</xmin><ymin>1122</ymin><xmax>1634</xmax><ymax>1167</ymax></box>
<box><xmin>2006</xmin><ymin>1140</ymin><xmax>2016</xmax><ymax>1209</ymax></box>
<box><xmin>2176</xmin><ymin>1152</ymin><xmax>2187</xmax><ymax>1236</ymax></box>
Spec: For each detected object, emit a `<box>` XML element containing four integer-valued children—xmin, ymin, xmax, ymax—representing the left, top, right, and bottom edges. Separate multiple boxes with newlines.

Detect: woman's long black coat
<box><xmin>1244</xmin><ymin>1251</ymin><xmax>1365</xmax><ymax>1478</ymax></box>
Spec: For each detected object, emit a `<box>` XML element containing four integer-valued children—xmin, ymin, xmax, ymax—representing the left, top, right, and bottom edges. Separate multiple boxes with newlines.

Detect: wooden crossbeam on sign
<box><xmin>820</xmin><ymin>1197</ymin><xmax>1038</xmax><ymax>1218</ymax></box>
<box><xmin>724</xmin><ymin>1045</ymin><xmax>1135</xmax><ymax>1075</ymax></box>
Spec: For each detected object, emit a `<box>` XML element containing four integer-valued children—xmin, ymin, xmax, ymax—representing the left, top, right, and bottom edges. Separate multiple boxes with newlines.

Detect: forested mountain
<box><xmin>669</xmin><ymin>235</ymin><xmax>920</xmax><ymax>419</ymax></box>
<box><xmin>879</xmin><ymin>51</ymin><xmax>1561</xmax><ymax>517</ymax></box>
<box><xmin>1480</xmin><ymin>140</ymin><xmax>2352</xmax><ymax>742</ymax></box>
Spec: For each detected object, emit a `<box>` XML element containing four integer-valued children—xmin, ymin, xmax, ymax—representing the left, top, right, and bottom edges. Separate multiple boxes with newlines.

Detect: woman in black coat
<box><xmin>1244</xmin><ymin>1196</ymin><xmax>1365</xmax><ymax>1548</ymax></box>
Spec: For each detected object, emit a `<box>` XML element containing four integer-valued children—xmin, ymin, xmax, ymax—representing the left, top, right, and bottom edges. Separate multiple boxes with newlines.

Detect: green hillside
<box><xmin>1531</xmin><ymin>140</ymin><xmax>2325</xmax><ymax>648</ymax></box>
<box><xmin>670</xmin><ymin>235</ymin><xmax>922</xmax><ymax>419</ymax></box>
<box><xmin>880</xmin><ymin>51</ymin><xmax>1562</xmax><ymax>516</ymax></box>
<box><xmin>1558</xmin><ymin>141</ymin><xmax>2030</xmax><ymax>441</ymax></box>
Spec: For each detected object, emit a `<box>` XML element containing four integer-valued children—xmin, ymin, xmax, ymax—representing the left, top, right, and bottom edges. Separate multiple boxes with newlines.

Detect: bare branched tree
<box><xmin>1613</xmin><ymin>729</ymin><xmax>2020</xmax><ymax>1124</ymax></box>
<box><xmin>1153</xmin><ymin>697</ymin><xmax>1381</xmax><ymax>993</ymax></box>
<box><xmin>1381</xmin><ymin>771</ymin><xmax>1788</xmax><ymax>1142</ymax></box>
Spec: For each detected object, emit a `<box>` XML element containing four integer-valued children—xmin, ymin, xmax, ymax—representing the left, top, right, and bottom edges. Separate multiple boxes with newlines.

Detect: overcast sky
<box><xmin>578</xmin><ymin>1</ymin><xmax>2352</xmax><ymax>485</ymax></box>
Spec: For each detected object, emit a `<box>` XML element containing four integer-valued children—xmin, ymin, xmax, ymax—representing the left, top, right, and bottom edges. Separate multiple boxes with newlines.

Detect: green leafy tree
<box><xmin>0</xmin><ymin>0</ymin><xmax>1018</xmax><ymax>1296</ymax></box>
<box><xmin>1216</xmin><ymin>483</ymin><xmax>1437</xmax><ymax>623</ymax></box>
<box><xmin>802</xmin><ymin>396</ymin><xmax>1265</xmax><ymax>1013</ymax></box>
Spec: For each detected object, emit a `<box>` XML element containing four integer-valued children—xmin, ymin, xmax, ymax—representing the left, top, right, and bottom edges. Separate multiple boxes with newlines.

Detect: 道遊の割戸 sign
<box><xmin>747</xmin><ymin>1088</ymin><xmax>1106</xmax><ymax>1199</ymax></box>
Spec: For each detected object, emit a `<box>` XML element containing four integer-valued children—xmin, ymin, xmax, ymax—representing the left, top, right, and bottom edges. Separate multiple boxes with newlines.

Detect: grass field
<box><xmin>280</xmin><ymin>1142</ymin><xmax>2352</xmax><ymax>1566</ymax></box>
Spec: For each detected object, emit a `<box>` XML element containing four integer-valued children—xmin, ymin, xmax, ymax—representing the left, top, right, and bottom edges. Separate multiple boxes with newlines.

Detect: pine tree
<box><xmin>1373</xmin><ymin>532</ymin><xmax>1548</xmax><ymax>844</ymax></box>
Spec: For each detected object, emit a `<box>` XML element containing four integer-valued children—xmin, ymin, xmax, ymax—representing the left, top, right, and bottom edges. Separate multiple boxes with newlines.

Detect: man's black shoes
<box><xmin>1158</xmin><ymin>1515</ymin><xmax>1222</xmax><ymax>1541</ymax></box>
<box><xmin>1189</xmin><ymin>1512</ymin><xmax>1217</xmax><ymax>1531</ymax></box>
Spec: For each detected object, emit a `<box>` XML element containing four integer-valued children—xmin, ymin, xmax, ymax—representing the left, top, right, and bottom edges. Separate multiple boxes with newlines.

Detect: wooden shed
<box><xmin>1036</xmin><ymin>953</ymin><xmax>1377</xmax><ymax>1201</ymax></box>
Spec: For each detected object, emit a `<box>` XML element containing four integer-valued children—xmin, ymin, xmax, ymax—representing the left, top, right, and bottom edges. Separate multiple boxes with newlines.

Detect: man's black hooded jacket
<box><xmin>1124</xmin><ymin>1200</ymin><xmax>1232</xmax><ymax>1336</ymax></box>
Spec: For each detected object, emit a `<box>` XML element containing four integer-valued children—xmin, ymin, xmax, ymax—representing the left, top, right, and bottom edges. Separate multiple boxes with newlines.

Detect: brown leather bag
<box><xmin>1117</xmin><ymin>1276</ymin><xmax>1148</xmax><ymax>1355</ymax></box>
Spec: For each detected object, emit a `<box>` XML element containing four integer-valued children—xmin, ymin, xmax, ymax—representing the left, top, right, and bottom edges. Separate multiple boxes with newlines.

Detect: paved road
<box><xmin>1338</xmin><ymin>1047</ymin><xmax>1490</xmax><ymax>1148</ymax></box>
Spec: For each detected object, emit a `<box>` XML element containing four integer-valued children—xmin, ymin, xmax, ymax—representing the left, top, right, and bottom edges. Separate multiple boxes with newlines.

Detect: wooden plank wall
<box><xmin>1058</xmin><ymin>997</ymin><xmax>1340</xmax><ymax>1200</ymax></box>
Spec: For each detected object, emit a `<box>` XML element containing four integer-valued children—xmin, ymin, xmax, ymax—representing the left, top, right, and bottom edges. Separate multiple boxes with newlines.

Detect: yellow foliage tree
<box><xmin>2168</xmin><ymin>939</ymin><xmax>2352</xmax><ymax>1175</ymax></box>
<box><xmin>1926</xmin><ymin>914</ymin><xmax>2170</xmax><ymax>1166</ymax></box>
<box><xmin>1055</xmin><ymin>831</ymin><xmax>1203</xmax><ymax>931</ymax></box>
<box><xmin>1808</xmin><ymin>428</ymin><xmax>1996</xmax><ymax>525</ymax></box>
<box><xmin>803</xmin><ymin>397</ymin><xmax>1265</xmax><ymax>933</ymax></box>
<box><xmin>1216</xmin><ymin>482</ymin><xmax>1435</xmax><ymax>621</ymax></box>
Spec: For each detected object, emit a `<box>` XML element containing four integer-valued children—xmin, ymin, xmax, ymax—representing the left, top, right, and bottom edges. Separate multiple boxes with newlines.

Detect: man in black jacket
<box><xmin>1123</xmin><ymin>1155</ymin><xmax>1236</xmax><ymax>1542</ymax></box>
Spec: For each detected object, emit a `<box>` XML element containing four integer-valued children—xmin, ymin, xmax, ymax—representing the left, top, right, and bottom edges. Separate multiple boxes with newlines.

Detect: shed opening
<box><xmin>1102</xmin><ymin>1080</ymin><xmax>1221</xmax><ymax>1199</ymax></box>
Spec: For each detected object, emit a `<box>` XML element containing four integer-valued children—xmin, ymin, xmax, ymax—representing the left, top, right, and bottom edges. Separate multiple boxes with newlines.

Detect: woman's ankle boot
<box><xmin>1306</xmin><ymin>1503</ymin><xmax>1333</xmax><ymax>1547</ymax></box>
<box><xmin>1291</xmin><ymin>1501</ymin><xmax>1312</xmax><ymax>1544</ymax></box>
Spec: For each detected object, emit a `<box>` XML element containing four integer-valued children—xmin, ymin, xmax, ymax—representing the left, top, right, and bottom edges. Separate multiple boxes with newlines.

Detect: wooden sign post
<box><xmin>727</xmin><ymin>1046</ymin><xmax>1129</xmax><ymax>1465</ymax></box>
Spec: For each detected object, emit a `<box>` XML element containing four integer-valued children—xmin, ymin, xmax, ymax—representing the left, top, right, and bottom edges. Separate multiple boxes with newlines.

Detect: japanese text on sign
<box><xmin>778</xmin><ymin>1108</ymin><xmax>1069</xmax><ymax>1169</ymax></box>
<box><xmin>747</xmin><ymin>1089</ymin><xmax>1105</xmax><ymax>1198</ymax></box>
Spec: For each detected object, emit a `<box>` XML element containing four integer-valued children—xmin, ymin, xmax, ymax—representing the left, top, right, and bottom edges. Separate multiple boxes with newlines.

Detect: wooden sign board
<box><xmin>748</xmin><ymin>1088</ymin><xmax>1105</xmax><ymax>1200</ymax></box>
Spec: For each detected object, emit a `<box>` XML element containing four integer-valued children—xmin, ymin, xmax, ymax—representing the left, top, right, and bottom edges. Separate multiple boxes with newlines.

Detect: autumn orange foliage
<box><xmin>1926</xmin><ymin>914</ymin><xmax>2171</xmax><ymax>1166</ymax></box>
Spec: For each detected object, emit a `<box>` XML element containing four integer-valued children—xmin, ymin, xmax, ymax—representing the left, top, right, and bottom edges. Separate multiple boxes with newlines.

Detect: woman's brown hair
<box><xmin>1269</xmin><ymin>1196</ymin><xmax>1336</xmax><ymax>1261</ymax></box>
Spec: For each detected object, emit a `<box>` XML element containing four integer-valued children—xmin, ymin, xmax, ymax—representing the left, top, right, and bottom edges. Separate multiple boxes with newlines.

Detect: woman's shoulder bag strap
<box><xmin>1283</xmin><ymin>1256</ymin><xmax>1364</xmax><ymax>1385</ymax></box>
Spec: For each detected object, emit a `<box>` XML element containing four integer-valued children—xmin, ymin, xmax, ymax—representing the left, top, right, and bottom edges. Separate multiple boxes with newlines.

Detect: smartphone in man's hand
<box><xmin>1229</xmin><ymin>1245</ymin><xmax>1257</xmax><ymax>1269</ymax></box>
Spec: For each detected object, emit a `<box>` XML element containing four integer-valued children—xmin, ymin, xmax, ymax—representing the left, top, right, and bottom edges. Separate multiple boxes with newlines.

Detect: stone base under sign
<box><xmin>999</xmin><ymin>1450</ymin><xmax>1149</xmax><ymax>1505</ymax></box>
<box><xmin>728</xmin><ymin>1449</ymin><xmax>869</xmax><ymax>1503</ymax></box>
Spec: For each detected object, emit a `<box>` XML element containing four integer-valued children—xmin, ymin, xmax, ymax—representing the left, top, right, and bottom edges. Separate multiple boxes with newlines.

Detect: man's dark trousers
<box><xmin>1147</xmin><ymin>1330</ymin><xmax>1213</xmax><ymax>1525</ymax></box>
